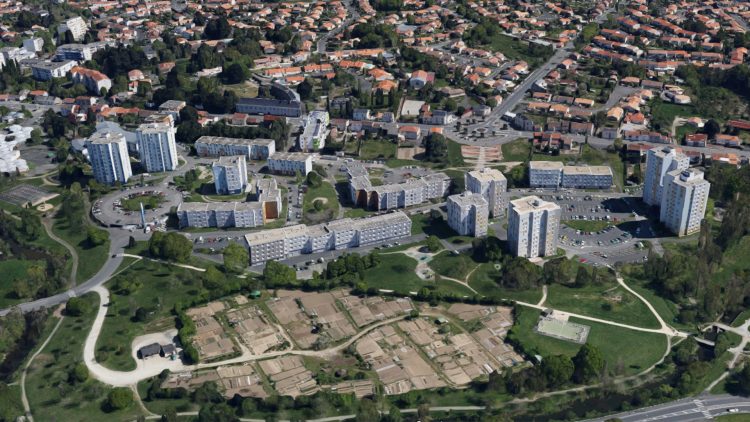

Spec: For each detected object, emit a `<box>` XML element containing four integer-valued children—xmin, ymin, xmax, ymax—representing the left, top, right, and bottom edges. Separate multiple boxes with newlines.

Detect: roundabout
<box><xmin>93</xmin><ymin>185</ymin><xmax>182</xmax><ymax>228</ymax></box>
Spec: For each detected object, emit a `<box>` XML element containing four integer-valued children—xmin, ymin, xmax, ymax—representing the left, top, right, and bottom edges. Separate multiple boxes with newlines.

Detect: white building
<box><xmin>466</xmin><ymin>167</ymin><xmax>507</xmax><ymax>218</ymax></box>
<box><xmin>70</xmin><ymin>66</ymin><xmax>111</xmax><ymax>94</ymax></box>
<box><xmin>529</xmin><ymin>161</ymin><xmax>563</xmax><ymax>188</ymax></box>
<box><xmin>267</xmin><ymin>152</ymin><xmax>313</xmax><ymax>176</ymax></box>
<box><xmin>213</xmin><ymin>156</ymin><xmax>248</xmax><ymax>195</ymax></box>
<box><xmin>348</xmin><ymin>164</ymin><xmax>451</xmax><ymax>211</ymax></box>
<box><xmin>299</xmin><ymin>111</ymin><xmax>329</xmax><ymax>151</ymax></box>
<box><xmin>23</xmin><ymin>38</ymin><xmax>44</xmax><ymax>54</ymax></box>
<box><xmin>643</xmin><ymin>147</ymin><xmax>689</xmax><ymax>207</ymax></box>
<box><xmin>137</xmin><ymin>122</ymin><xmax>178</xmax><ymax>172</ymax></box>
<box><xmin>561</xmin><ymin>166</ymin><xmax>613</xmax><ymax>189</ymax></box>
<box><xmin>245</xmin><ymin>211</ymin><xmax>411</xmax><ymax>265</ymax></box>
<box><xmin>659</xmin><ymin>168</ymin><xmax>710</xmax><ymax>237</ymax></box>
<box><xmin>508</xmin><ymin>196</ymin><xmax>561</xmax><ymax>258</ymax></box>
<box><xmin>58</xmin><ymin>17</ymin><xmax>88</xmax><ymax>42</ymax></box>
<box><xmin>85</xmin><ymin>131</ymin><xmax>132</xmax><ymax>185</ymax></box>
<box><xmin>31</xmin><ymin>60</ymin><xmax>76</xmax><ymax>81</ymax></box>
<box><xmin>447</xmin><ymin>192</ymin><xmax>489</xmax><ymax>237</ymax></box>
<box><xmin>194</xmin><ymin>136</ymin><xmax>275</xmax><ymax>160</ymax></box>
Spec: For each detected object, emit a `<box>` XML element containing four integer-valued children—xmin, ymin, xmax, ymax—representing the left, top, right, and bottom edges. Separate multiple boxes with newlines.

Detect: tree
<box><xmin>105</xmin><ymin>387</ymin><xmax>133</xmax><ymax>411</ymax></box>
<box><xmin>223</xmin><ymin>242</ymin><xmax>248</xmax><ymax>274</ymax></box>
<box><xmin>87</xmin><ymin>226</ymin><xmax>109</xmax><ymax>247</ymax></box>
<box><xmin>197</xmin><ymin>403</ymin><xmax>239</xmax><ymax>422</ymax></box>
<box><xmin>714</xmin><ymin>332</ymin><xmax>733</xmax><ymax>358</ymax></box>
<box><xmin>306</xmin><ymin>171</ymin><xmax>323</xmax><ymax>188</ymax></box>
<box><xmin>69</xmin><ymin>362</ymin><xmax>89</xmax><ymax>384</ymax></box>
<box><xmin>19</xmin><ymin>209</ymin><xmax>42</xmax><ymax>240</ymax></box>
<box><xmin>297</xmin><ymin>78</ymin><xmax>314</xmax><ymax>101</ymax></box>
<box><xmin>540</xmin><ymin>354</ymin><xmax>574</xmax><ymax>387</ymax></box>
<box><xmin>704</xmin><ymin>119</ymin><xmax>721</xmax><ymax>139</ymax></box>
<box><xmin>424</xmin><ymin>133</ymin><xmax>448</xmax><ymax>163</ymax></box>
<box><xmin>204</xmin><ymin>17</ymin><xmax>231</xmax><ymax>40</ymax></box>
<box><xmin>417</xmin><ymin>403</ymin><xmax>431</xmax><ymax>422</ymax></box>
<box><xmin>573</xmin><ymin>344</ymin><xmax>605</xmax><ymax>383</ymax></box>
<box><xmin>574</xmin><ymin>266</ymin><xmax>591</xmax><ymax>287</ymax></box>
<box><xmin>486</xmin><ymin>98</ymin><xmax>498</xmax><ymax>108</ymax></box>
<box><xmin>65</xmin><ymin>297</ymin><xmax>89</xmax><ymax>316</ymax></box>
<box><xmin>221</xmin><ymin>63</ymin><xmax>249</xmax><ymax>84</ymax></box>
<box><xmin>148</xmin><ymin>232</ymin><xmax>192</xmax><ymax>263</ymax></box>
<box><xmin>355</xmin><ymin>398</ymin><xmax>379</xmax><ymax>422</ymax></box>
<box><xmin>263</xmin><ymin>260</ymin><xmax>296</xmax><ymax>286</ymax></box>
<box><xmin>425</xmin><ymin>235</ymin><xmax>442</xmax><ymax>252</ymax></box>
<box><xmin>733</xmin><ymin>363</ymin><xmax>750</xmax><ymax>396</ymax></box>
<box><xmin>161</xmin><ymin>408</ymin><xmax>178</xmax><ymax>422</ymax></box>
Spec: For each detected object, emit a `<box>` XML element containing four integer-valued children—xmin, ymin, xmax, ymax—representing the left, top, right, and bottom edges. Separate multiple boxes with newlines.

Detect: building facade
<box><xmin>236</xmin><ymin>98</ymin><xmax>302</xmax><ymax>117</ymax></box>
<box><xmin>212</xmin><ymin>155</ymin><xmax>248</xmax><ymax>195</ymax></box>
<box><xmin>194</xmin><ymin>136</ymin><xmax>275</xmax><ymax>160</ymax></box>
<box><xmin>508</xmin><ymin>196</ymin><xmax>561</xmax><ymax>258</ymax></box>
<box><xmin>299</xmin><ymin>111</ymin><xmax>329</xmax><ymax>151</ymax></box>
<box><xmin>58</xmin><ymin>17</ymin><xmax>88</xmax><ymax>42</ymax></box>
<box><xmin>643</xmin><ymin>147</ymin><xmax>689</xmax><ymax>207</ymax></box>
<box><xmin>86</xmin><ymin>131</ymin><xmax>132</xmax><ymax>185</ymax></box>
<box><xmin>561</xmin><ymin>166</ymin><xmax>613</xmax><ymax>189</ymax></box>
<box><xmin>466</xmin><ymin>167</ymin><xmax>507</xmax><ymax>218</ymax></box>
<box><xmin>529</xmin><ymin>161</ymin><xmax>564</xmax><ymax>188</ymax></box>
<box><xmin>267</xmin><ymin>152</ymin><xmax>313</xmax><ymax>176</ymax></box>
<box><xmin>447</xmin><ymin>192</ymin><xmax>489</xmax><ymax>237</ymax></box>
<box><xmin>348</xmin><ymin>166</ymin><xmax>451</xmax><ymax>211</ymax></box>
<box><xmin>31</xmin><ymin>60</ymin><xmax>76</xmax><ymax>81</ymax></box>
<box><xmin>137</xmin><ymin>122</ymin><xmax>178</xmax><ymax>172</ymax></box>
<box><xmin>659</xmin><ymin>168</ymin><xmax>710</xmax><ymax>237</ymax></box>
<box><xmin>245</xmin><ymin>211</ymin><xmax>412</xmax><ymax>265</ymax></box>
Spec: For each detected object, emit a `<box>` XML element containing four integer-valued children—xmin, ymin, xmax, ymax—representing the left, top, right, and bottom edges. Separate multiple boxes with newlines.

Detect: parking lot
<box><xmin>94</xmin><ymin>185</ymin><xmax>182</xmax><ymax>227</ymax></box>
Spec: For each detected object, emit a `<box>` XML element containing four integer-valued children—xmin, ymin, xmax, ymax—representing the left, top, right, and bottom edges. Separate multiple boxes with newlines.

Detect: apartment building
<box><xmin>58</xmin><ymin>17</ymin><xmax>88</xmax><ymax>42</ymax></box>
<box><xmin>643</xmin><ymin>147</ymin><xmax>689</xmax><ymax>207</ymax></box>
<box><xmin>71</xmin><ymin>66</ymin><xmax>112</xmax><ymax>94</ymax></box>
<box><xmin>194</xmin><ymin>136</ymin><xmax>276</xmax><ymax>160</ymax></box>
<box><xmin>245</xmin><ymin>211</ymin><xmax>412</xmax><ymax>265</ymax></box>
<box><xmin>177</xmin><ymin>178</ymin><xmax>282</xmax><ymax>229</ymax></box>
<box><xmin>31</xmin><ymin>60</ymin><xmax>76</xmax><ymax>81</ymax></box>
<box><xmin>267</xmin><ymin>152</ymin><xmax>313</xmax><ymax>176</ymax></box>
<box><xmin>55</xmin><ymin>44</ymin><xmax>96</xmax><ymax>61</ymax></box>
<box><xmin>236</xmin><ymin>97</ymin><xmax>302</xmax><ymax>117</ymax></box>
<box><xmin>85</xmin><ymin>131</ymin><xmax>132</xmax><ymax>185</ymax></box>
<box><xmin>348</xmin><ymin>165</ymin><xmax>450</xmax><ymax>211</ymax></box>
<box><xmin>659</xmin><ymin>168</ymin><xmax>710</xmax><ymax>237</ymax></box>
<box><xmin>137</xmin><ymin>122</ymin><xmax>178</xmax><ymax>173</ymax></box>
<box><xmin>299</xmin><ymin>111</ymin><xmax>329</xmax><ymax>151</ymax></box>
<box><xmin>466</xmin><ymin>167</ymin><xmax>507</xmax><ymax>218</ymax></box>
<box><xmin>561</xmin><ymin>166</ymin><xmax>613</xmax><ymax>189</ymax></box>
<box><xmin>508</xmin><ymin>196</ymin><xmax>561</xmax><ymax>258</ymax></box>
<box><xmin>447</xmin><ymin>192</ymin><xmax>489</xmax><ymax>237</ymax></box>
<box><xmin>529</xmin><ymin>161</ymin><xmax>564</xmax><ymax>188</ymax></box>
<box><xmin>212</xmin><ymin>156</ymin><xmax>248</xmax><ymax>195</ymax></box>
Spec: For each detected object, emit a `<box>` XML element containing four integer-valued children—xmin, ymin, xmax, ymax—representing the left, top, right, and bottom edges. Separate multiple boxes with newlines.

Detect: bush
<box><xmin>65</xmin><ymin>297</ymin><xmax>90</xmax><ymax>316</ymax></box>
<box><xmin>104</xmin><ymin>387</ymin><xmax>133</xmax><ymax>412</ymax></box>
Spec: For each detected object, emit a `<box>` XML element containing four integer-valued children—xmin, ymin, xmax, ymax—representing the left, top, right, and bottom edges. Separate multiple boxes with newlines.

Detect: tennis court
<box><xmin>535</xmin><ymin>316</ymin><xmax>590</xmax><ymax>344</ymax></box>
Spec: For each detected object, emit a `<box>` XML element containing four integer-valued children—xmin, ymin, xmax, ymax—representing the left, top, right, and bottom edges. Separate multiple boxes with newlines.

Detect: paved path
<box><xmin>42</xmin><ymin>218</ymin><xmax>78</xmax><ymax>286</ymax></box>
<box><xmin>703</xmin><ymin>320</ymin><xmax>750</xmax><ymax>392</ymax></box>
<box><xmin>20</xmin><ymin>308</ymin><xmax>65</xmax><ymax>422</ymax></box>
<box><xmin>537</xmin><ymin>285</ymin><xmax>547</xmax><ymax>307</ymax></box>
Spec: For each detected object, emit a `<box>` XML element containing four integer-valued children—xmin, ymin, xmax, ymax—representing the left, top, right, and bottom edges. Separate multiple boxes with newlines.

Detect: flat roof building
<box><xmin>213</xmin><ymin>156</ymin><xmax>248</xmax><ymax>195</ymax></box>
<box><xmin>86</xmin><ymin>131</ymin><xmax>132</xmax><ymax>185</ymax></box>
<box><xmin>643</xmin><ymin>147</ymin><xmax>689</xmax><ymax>207</ymax></box>
<box><xmin>236</xmin><ymin>97</ymin><xmax>302</xmax><ymax>118</ymax></box>
<box><xmin>466</xmin><ymin>168</ymin><xmax>507</xmax><ymax>218</ymax></box>
<box><xmin>137</xmin><ymin>122</ymin><xmax>178</xmax><ymax>173</ymax></box>
<box><xmin>561</xmin><ymin>166</ymin><xmax>613</xmax><ymax>189</ymax></box>
<box><xmin>508</xmin><ymin>196</ymin><xmax>561</xmax><ymax>258</ymax></box>
<box><xmin>299</xmin><ymin>111</ymin><xmax>329</xmax><ymax>152</ymax></box>
<box><xmin>447</xmin><ymin>192</ymin><xmax>489</xmax><ymax>237</ymax></box>
<box><xmin>660</xmin><ymin>168</ymin><xmax>710</xmax><ymax>237</ymax></box>
<box><xmin>195</xmin><ymin>136</ymin><xmax>275</xmax><ymax>160</ymax></box>
<box><xmin>529</xmin><ymin>161</ymin><xmax>563</xmax><ymax>188</ymax></box>
<box><xmin>268</xmin><ymin>152</ymin><xmax>313</xmax><ymax>176</ymax></box>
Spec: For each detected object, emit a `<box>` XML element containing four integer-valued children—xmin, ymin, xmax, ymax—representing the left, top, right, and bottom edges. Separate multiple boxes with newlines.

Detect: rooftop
<box><xmin>510</xmin><ymin>195</ymin><xmax>560</xmax><ymax>213</ymax></box>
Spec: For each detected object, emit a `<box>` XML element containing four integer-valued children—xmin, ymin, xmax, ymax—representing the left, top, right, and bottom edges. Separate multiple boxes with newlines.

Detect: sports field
<box><xmin>535</xmin><ymin>316</ymin><xmax>590</xmax><ymax>344</ymax></box>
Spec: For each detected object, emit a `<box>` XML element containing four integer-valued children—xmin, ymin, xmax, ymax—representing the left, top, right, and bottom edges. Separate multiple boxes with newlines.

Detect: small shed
<box><xmin>138</xmin><ymin>343</ymin><xmax>161</xmax><ymax>359</ymax></box>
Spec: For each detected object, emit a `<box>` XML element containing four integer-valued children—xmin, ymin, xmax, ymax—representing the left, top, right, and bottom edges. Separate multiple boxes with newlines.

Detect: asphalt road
<box><xmin>589</xmin><ymin>394</ymin><xmax>750</xmax><ymax>422</ymax></box>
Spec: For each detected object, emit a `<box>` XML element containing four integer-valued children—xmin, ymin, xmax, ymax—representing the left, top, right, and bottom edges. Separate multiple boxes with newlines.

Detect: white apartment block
<box><xmin>194</xmin><ymin>136</ymin><xmax>276</xmax><ymax>160</ymax></box>
<box><xmin>137</xmin><ymin>122</ymin><xmax>178</xmax><ymax>172</ymax></box>
<box><xmin>177</xmin><ymin>178</ymin><xmax>282</xmax><ymax>229</ymax></box>
<box><xmin>58</xmin><ymin>17</ymin><xmax>88</xmax><ymax>42</ymax></box>
<box><xmin>529</xmin><ymin>161</ymin><xmax>563</xmax><ymax>188</ymax></box>
<box><xmin>659</xmin><ymin>168</ymin><xmax>710</xmax><ymax>237</ymax></box>
<box><xmin>267</xmin><ymin>152</ymin><xmax>313</xmax><ymax>176</ymax></box>
<box><xmin>212</xmin><ymin>155</ymin><xmax>248</xmax><ymax>195</ymax></box>
<box><xmin>299</xmin><ymin>111</ymin><xmax>329</xmax><ymax>151</ymax></box>
<box><xmin>508</xmin><ymin>196</ymin><xmax>561</xmax><ymax>258</ymax></box>
<box><xmin>643</xmin><ymin>147</ymin><xmax>689</xmax><ymax>207</ymax></box>
<box><xmin>245</xmin><ymin>211</ymin><xmax>411</xmax><ymax>265</ymax></box>
<box><xmin>31</xmin><ymin>60</ymin><xmax>76</xmax><ymax>81</ymax></box>
<box><xmin>85</xmin><ymin>131</ymin><xmax>132</xmax><ymax>185</ymax></box>
<box><xmin>466</xmin><ymin>167</ymin><xmax>507</xmax><ymax>218</ymax></box>
<box><xmin>347</xmin><ymin>162</ymin><xmax>450</xmax><ymax>211</ymax></box>
<box><xmin>561</xmin><ymin>166</ymin><xmax>613</xmax><ymax>189</ymax></box>
<box><xmin>447</xmin><ymin>192</ymin><xmax>489</xmax><ymax>237</ymax></box>
<box><xmin>23</xmin><ymin>38</ymin><xmax>44</xmax><ymax>53</ymax></box>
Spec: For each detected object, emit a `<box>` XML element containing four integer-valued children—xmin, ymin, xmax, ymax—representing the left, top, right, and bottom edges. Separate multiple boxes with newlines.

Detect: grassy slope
<box><xmin>468</xmin><ymin>263</ymin><xmax>544</xmax><ymax>304</ymax></box>
<box><xmin>428</xmin><ymin>251</ymin><xmax>479</xmax><ymax>281</ymax></box>
<box><xmin>51</xmin><ymin>217</ymin><xmax>109</xmax><ymax>283</ymax></box>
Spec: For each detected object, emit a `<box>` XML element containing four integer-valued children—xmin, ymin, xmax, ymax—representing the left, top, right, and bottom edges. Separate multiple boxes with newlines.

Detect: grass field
<box><xmin>428</xmin><ymin>251</ymin><xmax>479</xmax><ymax>281</ymax></box>
<box><xmin>501</xmin><ymin>139</ymin><xmax>532</xmax><ymax>162</ymax></box>
<box><xmin>468</xmin><ymin>263</ymin><xmax>544</xmax><ymax>303</ymax></box>
<box><xmin>26</xmin><ymin>293</ymin><xmax>143</xmax><ymax>421</ymax></box>
<box><xmin>0</xmin><ymin>259</ymin><xmax>43</xmax><ymax>307</ymax></box>
<box><xmin>343</xmin><ymin>208</ymin><xmax>376</xmax><ymax>218</ymax></box>
<box><xmin>362</xmin><ymin>254</ymin><xmax>424</xmax><ymax>292</ymax></box>
<box><xmin>488</xmin><ymin>34</ymin><xmax>553</xmax><ymax>66</ymax></box>
<box><xmin>562</xmin><ymin>220</ymin><xmax>613</xmax><ymax>232</ymax></box>
<box><xmin>121</xmin><ymin>194</ymin><xmax>163</xmax><ymax>211</ymax></box>
<box><xmin>95</xmin><ymin>259</ymin><xmax>209</xmax><ymax>371</ymax></box>
<box><xmin>347</xmin><ymin>139</ymin><xmax>397</xmax><ymax>161</ymax></box>
<box><xmin>52</xmin><ymin>217</ymin><xmax>109</xmax><ymax>283</ymax></box>
<box><xmin>650</xmin><ymin>100</ymin><xmax>696</xmax><ymax>132</ymax></box>
<box><xmin>627</xmin><ymin>280</ymin><xmax>694</xmax><ymax>331</ymax></box>
<box><xmin>546</xmin><ymin>283</ymin><xmax>661</xmax><ymax>329</ymax></box>
<box><xmin>512</xmin><ymin>306</ymin><xmax>667</xmax><ymax>376</ymax></box>
<box><xmin>302</xmin><ymin>181</ymin><xmax>339</xmax><ymax>224</ymax></box>
<box><xmin>410</xmin><ymin>213</ymin><xmax>454</xmax><ymax>237</ymax></box>
<box><xmin>579</xmin><ymin>145</ymin><xmax>624</xmax><ymax>190</ymax></box>
<box><xmin>0</xmin><ymin>384</ymin><xmax>23</xmax><ymax>421</ymax></box>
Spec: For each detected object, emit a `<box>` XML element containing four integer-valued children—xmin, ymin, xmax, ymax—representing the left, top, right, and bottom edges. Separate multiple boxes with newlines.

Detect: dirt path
<box><xmin>537</xmin><ymin>285</ymin><xmax>548</xmax><ymax>307</ymax></box>
<box><xmin>42</xmin><ymin>219</ymin><xmax>78</xmax><ymax>286</ymax></box>
<box><xmin>21</xmin><ymin>308</ymin><xmax>66</xmax><ymax>422</ymax></box>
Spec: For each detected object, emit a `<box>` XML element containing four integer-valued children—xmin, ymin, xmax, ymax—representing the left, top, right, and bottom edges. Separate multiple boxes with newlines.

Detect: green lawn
<box><xmin>26</xmin><ymin>293</ymin><xmax>144</xmax><ymax>421</ymax></box>
<box><xmin>0</xmin><ymin>383</ymin><xmax>23</xmax><ymax>421</ymax></box>
<box><xmin>428</xmin><ymin>251</ymin><xmax>479</xmax><ymax>281</ymax></box>
<box><xmin>302</xmin><ymin>181</ymin><xmax>339</xmax><ymax>224</ymax></box>
<box><xmin>627</xmin><ymin>281</ymin><xmax>694</xmax><ymax>332</ymax></box>
<box><xmin>347</xmin><ymin>139</ymin><xmax>398</xmax><ymax>161</ymax></box>
<box><xmin>579</xmin><ymin>144</ymin><xmax>624</xmax><ymax>190</ymax></box>
<box><xmin>409</xmin><ymin>214</ymin><xmax>473</xmax><ymax>245</ymax></box>
<box><xmin>343</xmin><ymin>208</ymin><xmax>376</xmax><ymax>218</ymax></box>
<box><xmin>0</xmin><ymin>259</ymin><xmax>44</xmax><ymax>307</ymax></box>
<box><xmin>51</xmin><ymin>217</ymin><xmax>109</xmax><ymax>283</ymax></box>
<box><xmin>488</xmin><ymin>34</ymin><xmax>553</xmax><ymax>66</ymax></box>
<box><xmin>501</xmin><ymin>139</ymin><xmax>531</xmax><ymax>162</ymax></box>
<box><xmin>468</xmin><ymin>263</ymin><xmax>544</xmax><ymax>304</ymax></box>
<box><xmin>562</xmin><ymin>220</ymin><xmax>613</xmax><ymax>232</ymax></box>
<box><xmin>511</xmin><ymin>306</ymin><xmax>667</xmax><ymax>376</ymax></box>
<box><xmin>545</xmin><ymin>283</ymin><xmax>661</xmax><ymax>329</ymax></box>
<box><xmin>121</xmin><ymin>194</ymin><xmax>163</xmax><ymax>211</ymax></box>
<box><xmin>650</xmin><ymin>100</ymin><xmax>696</xmax><ymax>132</ymax></box>
<box><xmin>95</xmin><ymin>259</ymin><xmax>209</xmax><ymax>371</ymax></box>
<box><xmin>362</xmin><ymin>254</ymin><xmax>424</xmax><ymax>293</ymax></box>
